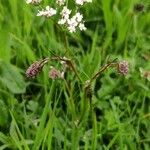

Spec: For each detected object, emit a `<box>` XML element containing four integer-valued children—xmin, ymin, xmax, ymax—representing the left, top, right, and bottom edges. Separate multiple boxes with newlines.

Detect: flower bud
<box><xmin>84</xmin><ymin>80</ymin><xmax>93</xmax><ymax>100</ymax></box>
<box><xmin>49</xmin><ymin>67</ymin><xmax>62</xmax><ymax>79</ymax></box>
<box><xmin>140</xmin><ymin>68</ymin><xmax>150</xmax><ymax>81</ymax></box>
<box><xmin>134</xmin><ymin>3</ymin><xmax>144</xmax><ymax>12</ymax></box>
<box><xmin>118</xmin><ymin>61</ymin><xmax>129</xmax><ymax>75</ymax></box>
<box><xmin>26</xmin><ymin>61</ymin><xmax>42</xmax><ymax>78</ymax></box>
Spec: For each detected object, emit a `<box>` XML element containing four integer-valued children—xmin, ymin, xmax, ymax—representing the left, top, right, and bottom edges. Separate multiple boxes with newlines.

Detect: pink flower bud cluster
<box><xmin>26</xmin><ymin>58</ymin><xmax>66</xmax><ymax>80</ymax></box>
<box><xmin>118</xmin><ymin>61</ymin><xmax>129</xmax><ymax>75</ymax></box>
<box><xmin>49</xmin><ymin>67</ymin><xmax>64</xmax><ymax>79</ymax></box>
<box><xmin>26</xmin><ymin>61</ymin><xmax>42</xmax><ymax>78</ymax></box>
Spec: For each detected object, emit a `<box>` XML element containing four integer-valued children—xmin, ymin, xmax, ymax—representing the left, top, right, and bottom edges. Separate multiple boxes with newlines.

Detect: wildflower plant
<box><xmin>25</xmin><ymin>0</ymin><xmax>130</xmax><ymax>132</ymax></box>
<box><xmin>5</xmin><ymin>0</ymin><xmax>150</xmax><ymax>149</ymax></box>
<box><xmin>25</xmin><ymin>0</ymin><xmax>129</xmax><ymax>99</ymax></box>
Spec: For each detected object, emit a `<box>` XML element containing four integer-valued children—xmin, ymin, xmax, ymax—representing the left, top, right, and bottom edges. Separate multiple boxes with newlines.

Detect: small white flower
<box><xmin>67</xmin><ymin>17</ymin><xmax>78</xmax><ymax>32</ymax></box>
<box><xmin>68</xmin><ymin>26</ymin><xmax>76</xmax><ymax>33</ymax></box>
<box><xmin>75</xmin><ymin>0</ymin><xmax>92</xmax><ymax>5</ymax></box>
<box><xmin>58</xmin><ymin>6</ymin><xmax>71</xmax><ymax>25</ymax></box>
<box><xmin>56</xmin><ymin>0</ymin><xmax>65</xmax><ymax>6</ymax></box>
<box><xmin>60</xmin><ymin>71</ymin><xmax>65</xmax><ymax>78</ymax></box>
<box><xmin>74</xmin><ymin>12</ymin><xmax>83</xmax><ymax>22</ymax></box>
<box><xmin>79</xmin><ymin>23</ymin><xmax>86</xmax><ymax>31</ymax></box>
<box><xmin>58</xmin><ymin>19</ymin><xmax>66</xmax><ymax>25</ymax></box>
<box><xmin>37</xmin><ymin>10</ymin><xmax>45</xmax><ymax>16</ymax></box>
<box><xmin>61</xmin><ymin>6</ymin><xmax>71</xmax><ymax>20</ymax></box>
<box><xmin>37</xmin><ymin>6</ymin><xmax>56</xmax><ymax>17</ymax></box>
<box><xmin>26</xmin><ymin>0</ymin><xmax>42</xmax><ymax>4</ymax></box>
<box><xmin>75</xmin><ymin>0</ymin><xmax>84</xmax><ymax>5</ymax></box>
<box><xmin>58</xmin><ymin>6</ymin><xmax>86</xmax><ymax>32</ymax></box>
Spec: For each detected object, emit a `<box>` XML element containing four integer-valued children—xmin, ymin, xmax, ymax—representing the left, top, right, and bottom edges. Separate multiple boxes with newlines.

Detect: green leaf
<box><xmin>0</xmin><ymin>100</ymin><xmax>9</xmax><ymax>126</ymax></box>
<box><xmin>0</xmin><ymin>60</ymin><xmax>26</xmax><ymax>94</ymax></box>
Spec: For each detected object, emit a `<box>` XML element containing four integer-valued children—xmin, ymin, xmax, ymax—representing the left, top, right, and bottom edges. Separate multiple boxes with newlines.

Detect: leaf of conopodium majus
<box><xmin>0</xmin><ymin>60</ymin><xmax>26</xmax><ymax>94</ymax></box>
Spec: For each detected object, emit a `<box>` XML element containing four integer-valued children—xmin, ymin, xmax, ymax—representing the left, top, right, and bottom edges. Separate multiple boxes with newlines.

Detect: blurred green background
<box><xmin>0</xmin><ymin>0</ymin><xmax>150</xmax><ymax>149</ymax></box>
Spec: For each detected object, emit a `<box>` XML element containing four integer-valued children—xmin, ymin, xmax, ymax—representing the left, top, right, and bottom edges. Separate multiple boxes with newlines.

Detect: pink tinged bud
<box><xmin>26</xmin><ymin>61</ymin><xmax>42</xmax><ymax>78</ymax></box>
<box><xmin>140</xmin><ymin>68</ymin><xmax>150</xmax><ymax>81</ymax></box>
<box><xmin>49</xmin><ymin>67</ymin><xmax>61</xmax><ymax>79</ymax></box>
<box><xmin>118</xmin><ymin>61</ymin><xmax>129</xmax><ymax>75</ymax></box>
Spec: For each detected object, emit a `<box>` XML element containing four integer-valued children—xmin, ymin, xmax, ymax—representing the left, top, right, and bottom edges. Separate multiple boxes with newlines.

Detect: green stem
<box><xmin>32</xmin><ymin>82</ymin><xmax>55</xmax><ymax>150</ymax></box>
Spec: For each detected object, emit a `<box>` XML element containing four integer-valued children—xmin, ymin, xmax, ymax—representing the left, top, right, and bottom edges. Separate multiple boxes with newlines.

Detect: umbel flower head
<box><xmin>26</xmin><ymin>0</ymin><xmax>91</xmax><ymax>33</ymax></box>
<box><xmin>58</xmin><ymin>7</ymin><xmax>86</xmax><ymax>33</ymax></box>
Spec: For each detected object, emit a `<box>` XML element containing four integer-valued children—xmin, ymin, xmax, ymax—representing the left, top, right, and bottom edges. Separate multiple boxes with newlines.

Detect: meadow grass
<box><xmin>0</xmin><ymin>0</ymin><xmax>150</xmax><ymax>149</ymax></box>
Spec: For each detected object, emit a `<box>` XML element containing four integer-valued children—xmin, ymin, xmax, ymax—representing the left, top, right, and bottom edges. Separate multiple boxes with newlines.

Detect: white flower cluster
<box><xmin>37</xmin><ymin>6</ymin><xmax>56</xmax><ymax>17</ymax></box>
<box><xmin>58</xmin><ymin>6</ymin><xmax>86</xmax><ymax>32</ymax></box>
<box><xmin>75</xmin><ymin>0</ymin><xmax>92</xmax><ymax>5</ymax></box>
<box><xmin>26</xmin><ymin>0</ymin><xmax>92</xmax><ymax>32</ymax></box>
<box><xmin>26</xmin><ymin>0</ymin><xmax>42</xmax><ymax>4</ymax></box>
<box><xmin>58</xmin><ymin>6</ymin><xmax>71</xmax><ymax>25</ymax></box>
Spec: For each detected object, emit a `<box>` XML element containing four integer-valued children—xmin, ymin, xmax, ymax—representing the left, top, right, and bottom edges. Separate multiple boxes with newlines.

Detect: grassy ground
<box><xmin>0</xmin><ymin>0</ymin><xmax>150</xmax><ymax>149</ymax></box>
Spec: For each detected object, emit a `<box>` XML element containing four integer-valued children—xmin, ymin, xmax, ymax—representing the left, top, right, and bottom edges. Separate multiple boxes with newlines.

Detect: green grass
<box><xmin>0</xmin><ymin>0</ymin><xmax>150</xmax><ymax>149</ymax></box>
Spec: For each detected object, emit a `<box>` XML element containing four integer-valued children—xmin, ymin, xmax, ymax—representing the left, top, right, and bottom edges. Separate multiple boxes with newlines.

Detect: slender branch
<box><xmin>90</xmin><ymin>60</ymin><xmax>118</xmax><ymax>83</ymax></box>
